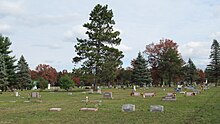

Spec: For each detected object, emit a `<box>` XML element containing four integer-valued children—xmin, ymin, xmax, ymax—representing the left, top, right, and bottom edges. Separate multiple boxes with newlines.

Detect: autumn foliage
<box><xmin>31</xmin><ymin>64</ymin><xmax>58</xmax><ymax>86</ymax></box>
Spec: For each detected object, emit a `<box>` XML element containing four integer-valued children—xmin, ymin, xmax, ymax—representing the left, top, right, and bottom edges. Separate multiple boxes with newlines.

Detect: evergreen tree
<box><xmin>184</xmin><ymin>58</ymin><xmax>197</xmax><ymax>84</ymax></box>
<box><xmin>0</xmin><ymin>54</ymin><xmax>8</xmax><ymax>91</ymax></box>
<box><xmin>73</xmin><ymin>4</ymin><xmax>124</xmax><ymax>87</ymax></box>
<box><xmin>132</xmin><ymin>52</ymin><xmax>151</xmax><ymax>86</ymax></box>
<box><xmin>206</xmin><ymin>39</ymin><xmax>220</xmax><ymax>87</ymax></box>
<box><xmin>0</xmin><ymin>35</ymin><xmax>16</xmax><ymax>90</ymax></box>
<box><xmin>17</xmin><ymin>55</ymin><xmax>32</xmax><ymax>90</ymax></box>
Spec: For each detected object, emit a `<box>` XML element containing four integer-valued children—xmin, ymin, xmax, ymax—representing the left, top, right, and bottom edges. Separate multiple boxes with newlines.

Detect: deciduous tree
<box><xmin>35</xmin><ymin>64</ymin><xmax>58</xmax><ymax>85</ymax></box>
<box><xmin>145</xmin><ymin>39</ymin><xmax>184</xmax><ymax>87</ymax></box>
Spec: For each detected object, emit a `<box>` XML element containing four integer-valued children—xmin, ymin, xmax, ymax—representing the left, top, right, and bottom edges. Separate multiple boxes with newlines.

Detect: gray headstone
<box><xmin>150</xmin><ymin>105</ymin><xmax>164</xmax><ymax>112</ymax></box>
<box><xmin>31</xmin><ymin>92</ymin><xmax>41</xmax><ymax>98</ymax></box>
<box><xmin>122</xmin><ymin>104</ymin><xmax>135</xmax><ymax>112</ymax></box>
<box><xmin>103</xmin><ymin>92</ymin><xmax>113</xmax><ymax>99</ymax></box>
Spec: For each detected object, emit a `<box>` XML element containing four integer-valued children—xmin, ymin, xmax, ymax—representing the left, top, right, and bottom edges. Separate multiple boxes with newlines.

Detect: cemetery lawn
<box><xmin>0</xmin><ymin>87</ymin><xmax>220</xmax><ymax>124</ymax></box>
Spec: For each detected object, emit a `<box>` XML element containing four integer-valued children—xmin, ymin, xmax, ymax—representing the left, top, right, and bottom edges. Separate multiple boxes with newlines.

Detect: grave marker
<box><xmin>31</xmin><ymin>92</ymin><xmax>41</xmax><ymax>98</ymax></box>
<box><xmin>103</xmin><ymin>92</ymin><xmax>113</xmax><ymax>99</ymax></box>
<box><xmin>133</xmin><ymin>92</ymin><xmax>140</xmax><ymax>96</ymax></box>
<box><xmin>122</xmin><ymin>104</ymin><xmax>135</xmax><ymax>112</ymax></box>
<box><xmin>150</xmin><ymin>105</ymin><xmax>164</xmax><ymax>112</ymax></box>
<box><xmin>49</xmin><ymin>108</ymin><xmax>62</xmax><ymax>111</ymax></box>
<box><xmin>143</xmin><ymin>93</ymin><xmax>155</xmax><ymax>98</ymax></box>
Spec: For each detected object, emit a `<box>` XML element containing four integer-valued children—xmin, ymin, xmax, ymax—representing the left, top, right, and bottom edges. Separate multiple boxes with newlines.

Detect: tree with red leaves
<box><xmin>35</xmin><ymin>64</ymin><xmax>58</xmax><ymax>86</ymax></box>
<box><xmin>144</xmin><ymin>39</ymin><xmax>184</xmax><ymax>87</ymax></box>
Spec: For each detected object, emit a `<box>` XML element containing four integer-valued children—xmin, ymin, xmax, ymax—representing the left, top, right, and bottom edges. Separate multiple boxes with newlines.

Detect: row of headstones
<box><xmin>122</xmin><ymin>104</ymin><xmax>164</xmax><ymax>112</ymax></box>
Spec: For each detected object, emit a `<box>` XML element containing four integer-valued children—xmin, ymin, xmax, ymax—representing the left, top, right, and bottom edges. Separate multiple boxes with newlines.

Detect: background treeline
<box><xmin>1</xmin><ymin>4</ymin><xmax>220</xmax><ymax>91</ymax></box>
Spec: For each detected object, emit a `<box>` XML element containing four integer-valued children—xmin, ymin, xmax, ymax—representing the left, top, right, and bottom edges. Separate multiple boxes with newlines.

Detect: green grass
<box><xmin>0</xmin><ymin>87</ymin><xmax>220</xmax><ymax>124</ymax></box>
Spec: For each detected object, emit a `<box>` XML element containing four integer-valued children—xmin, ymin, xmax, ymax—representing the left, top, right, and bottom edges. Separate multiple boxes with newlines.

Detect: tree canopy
<box><xmin>73</xmin><ymin>4</ymin><xmax>124</xmax><ymax>86</ymax></box>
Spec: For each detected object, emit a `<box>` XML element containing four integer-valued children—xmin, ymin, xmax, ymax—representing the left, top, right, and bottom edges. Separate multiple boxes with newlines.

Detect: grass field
<box><xmin>0</xmin><ymin>86</ymin><xmax>220</xmax><ymax>124</ymax></box>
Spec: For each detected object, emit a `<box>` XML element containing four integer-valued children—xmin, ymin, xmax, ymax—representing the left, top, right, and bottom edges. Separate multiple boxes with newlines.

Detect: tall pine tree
<box><xmin>73</xmin><ymin>4</ymin><xmax>124</xmax><ymax>87</ymax></box>
<box><xmin>0</xmin><ymin>54</ymin><xmax>8</xmax><ymax>91</ymax></box>
<box><xmin>0</xmin><ymin>35</ymin><xmax>16</xmax><ymax>90</ymax></box>
<box><xmin>132</xmin><ymin>52</ymin><xmax>151</xmax><ymax>86</ymax></box>
<box><xmin>184</xmin><ymin>58</ymin><xmax>197</xmax><ymax>85</ymax></box>
<box><xmin>206</xmin><ymin>39</ymin><xmax>220</xmax><ymax>87</ymax></box>
<box><xmin>17</xmin><ymin>55</ymin><xmax>32</xmax><ymax>90</ymax></box>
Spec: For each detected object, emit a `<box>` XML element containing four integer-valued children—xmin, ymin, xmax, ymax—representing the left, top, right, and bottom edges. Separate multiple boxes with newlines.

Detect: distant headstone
<box><xmin>161</xmin><ymin>96</ymin><xmax>176</xmax><ymax>101</ymax></box>
<box><xmin>143</xmin><ymin>93</ymin><xmax>155</xmax><ymax>97</ymax></box>
<box><xmin>185</xmin><ymin>92</ymin><xmax>196</xmax><ymax>96</ymax></box>
<box><xmin>15</xmin><ymin>92</ymin><xmax>19</xmax><ymax>97</ymax></box>
<box><xmin>80</xmin><ymin>108</ymin><xmax>98</xmax><ymax>111</ymax></box>
<box><xmin>88</xmin><ymin>89</ymin><xmax>94</xmax><ymax>94</ymax></box>
<box><xmin>150</xmin><ymin>105</ymin><xmax>164</xmax><ymax>112</ymax></box>
<box><xmin>48</xmin><ymin>84</ymin><xmax>51</xmax><ymax>90</ymax></box>
<box><xmin>167</xmin><ymin>92</ymin><xmax>175</xmax><ymax>97</ymax></box>
<box><xmin>103</xmin><ymin>92</ymin><xmax>113</xmax><ymax>99</ymax></box>
<box><xmin>31</xmin><ymin>92</ymin><xmax>41</xmax><ymax>98</ymax></box>
<box><xmin>122</xmin><ymin>104</ymin><xmax>135</xmax><ymax>112</ymax></box>
<box><xmin>68</xmin><ymin>92</ymin><xmax>73</xmax><ymax>95</ymax></box>
<box><xmin>49</xmin><ymin>108</ymin><xmax>62</xmax><ymax>111</ymax></box>
<box><xmin>133</xmin><ymin>92</ymin><xmax>140</xmax><ymax>96</ymax></box>
<box><xmin>133</xmin><ymin>86</ymin><xmax>136</xmax><ymax>91</ymax></box>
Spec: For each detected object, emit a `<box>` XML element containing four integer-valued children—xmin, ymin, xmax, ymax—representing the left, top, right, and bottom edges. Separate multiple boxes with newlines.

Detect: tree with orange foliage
<box><xmin>144</xmin><ymin>39</ymin><xmax>184</xmax><ymax>87</ymax></box>
<box><xmin>35</xmin><ymin>64</ymin><xmax>58</xmax><ymax>86</ymax></box>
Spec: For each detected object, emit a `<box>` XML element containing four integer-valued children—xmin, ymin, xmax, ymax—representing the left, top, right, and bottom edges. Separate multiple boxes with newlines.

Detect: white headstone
<box><xmin>133</xmin><ymin>86</ymin><xmax>136</xmax><ymax>91</ymax></box>
<box><xmin>122</xmin><ymin>104</ymin><xmax>135</xmax><ymax>112</ymax></box>
<box><xmin>15</xmin><ymin>92</ymin><xmax>19</xmax><ymax>97</ymax></box>
<box><xmin>48</xmin><ymin>84</ymin><xmax>51</xmax><ymax>90</ymax></box>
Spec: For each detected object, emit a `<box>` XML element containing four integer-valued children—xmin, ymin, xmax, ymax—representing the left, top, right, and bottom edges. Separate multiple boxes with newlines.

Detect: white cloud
<box><xmin>32</xmin><ymin>44</ymin><xmax>62</xmax><ymax>50</ymax></box>
<box><xmin>210</xmin><ymin>32</ymin><xmax>220</xmax><ymax>39</ymax></box>
<box><xmin>0</xmin><ymin>1</ymin><xmax>24</xmax><ymax>17</ymax></box>
<box><xmin>0</xmin><ymin>23</ymin><xmax>11</xmax><ymax>34</ymax></box>
<box><xmin>63</xmin><ymin>25</ymin><xmax>87</xmax><ymax>42</ymax></box>
<box><xmin>180</xmin><ymin>41</ymin><xmax>210</xmax><ymax>59</ymax></box>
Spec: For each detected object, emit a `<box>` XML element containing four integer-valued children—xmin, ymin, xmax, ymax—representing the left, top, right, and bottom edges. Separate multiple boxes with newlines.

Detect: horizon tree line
<box><xmin>0</xmin><ymin>4</ymin><xmax>219</xmax><ymax>92</ymax></box>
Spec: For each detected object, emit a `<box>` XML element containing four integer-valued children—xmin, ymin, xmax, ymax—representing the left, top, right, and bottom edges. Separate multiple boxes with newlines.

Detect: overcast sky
<box><xmin>1</xmin><ymin>0</ymin><xmax>220</xmax><ymax>71</ymax></box>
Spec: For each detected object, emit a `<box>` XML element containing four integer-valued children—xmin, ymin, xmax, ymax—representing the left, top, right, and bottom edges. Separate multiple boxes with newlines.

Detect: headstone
<box><xmin>80</xmin><ymin>108</ymin><xmax>98</xmax><ymax>111</ymax></box>
<box><xmin>161</xmin><ymin>96</ymin><xmax>176</xmax><ymax>101</ymax></box>
<box><xmin>122</xmin><ymin>104</ymin><xmax>135</xmax><ymax>112</ymax></box>
<box><xmin>150</xmin><ymin>105</ymin><xmax>164</xmax><ymax>112</ymax></box>
<box><xmin>88</xmin><ymin>89</ymin><xmax>94</xmax><ymax>94</ymax></box>
<box><xmin>185</xmin><ymin>92</ymin><xmax>196</xmax><ymax>96</ymax></box>
<box><xmin>133</xmin><ymin>92</ymin><xmax>140</xmax><ymax>96</ymax></box>
<box><xmin>68</xmin><ymin>92</ymin><xmax>73</xmax><ymax>95</ymax></box>
<box><xmin>48</xmin><ymin>84</ymin><xmax>51</xmax><ymax>90</ymax></box>
<box><xmin>133</xmin><ymin>85</ymin><xmax>136</xmax><ymax>91</ymax></box>
<box><xmin>167</xmin><ymin>92</ymin><xmax>175</xmax><ymax>97</ymax></box>
<box><xmin>143</xmin><ymin>93</ymin><xmax>155</xmax><ymax>97</ymax></box>
<box><xmin>15</xmin><ymin>92</ymin><xmax>19</xmax><ymax>97</ymax></box>
<box><xmin>97</xmin><ymin>86</ymin><xmax>102</xmax><ymax>94</ymax></box>
<box><xmin>31</xmin><ymin>92</ymin><xmax>41</xmax><ymax>98</ymax></box>
<box><xmin>49</xmin><ymin>108</ymin><xmax>62</xmax><ymax>111</ymax></box>
<box><xmin>103</xmin><ymin>92</ymin><xmax>113</xmax><ymax>99</ymax></box>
